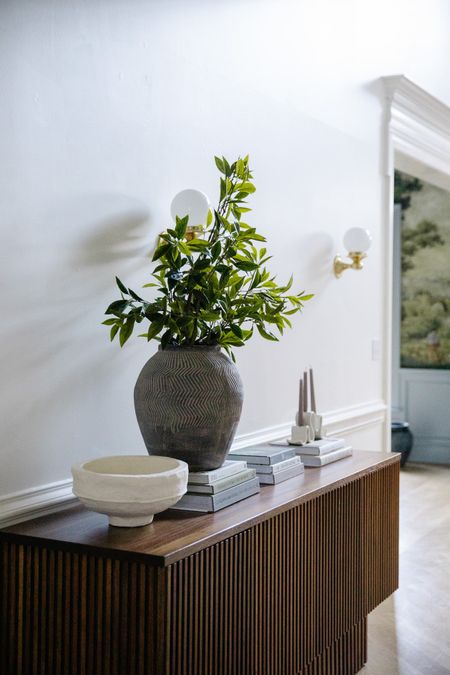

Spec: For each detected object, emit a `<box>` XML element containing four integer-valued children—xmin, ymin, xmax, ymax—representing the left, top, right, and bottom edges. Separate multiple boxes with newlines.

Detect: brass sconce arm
<box><xmin>333</xmin><ymin>251</ymin><xmax>367</xmax><ymax>278</ymax></box>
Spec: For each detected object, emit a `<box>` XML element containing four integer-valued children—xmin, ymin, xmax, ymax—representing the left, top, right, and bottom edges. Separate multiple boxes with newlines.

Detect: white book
<box><xmin>228</xmin><ymin>446</ymin><xmax>295</xmax><ymax>465</ymax></box>
<box><xmin>295</xmin><ymin>437</ymin><xmax>346</xmax><ymax>456</ymax></box>
<box><xmin>188</xmin><ymin>460</ymin><xmax>247</xmax><ymax>485</ymax></box>
<box><xmin>171</xmin><ymin>477</ymin><xmax>260</xmax><ymax>512</ymax></box>
<box><xmin>247</xmin><ymin>455</ymin><xmax>302</xmax><ymax>475</ymax></box>
<box><xmin>187</xmin><ymin>468</ymin><xmax>256</xmax><ymax>494</ymax></box>
<box><xmin>300</xmin><ymin>446</ymin><xmax>352</xmax><ymax>467</ymax></box>
<box><xmin>257</xmin><ymin>462</ymin><xmax>305</xmax><ymax>484</ymax></box>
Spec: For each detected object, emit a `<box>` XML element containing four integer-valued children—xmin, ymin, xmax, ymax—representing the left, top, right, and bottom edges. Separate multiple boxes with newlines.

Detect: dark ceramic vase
<box><xmin>391</xmin><ymin>421</ymin><xmax>413</xmax><ymax>467</ymax></box>
<box><xmin>134</xmin><ymin>345</ymin><xmax>244</xmax><ymax>472</ymax></box>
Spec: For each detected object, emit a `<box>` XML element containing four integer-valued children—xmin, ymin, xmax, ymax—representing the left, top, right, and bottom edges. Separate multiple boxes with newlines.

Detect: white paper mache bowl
<box><xmin>71</xmin><ymin>455</ymin><xmax>188</xmax><ymax>527</ymax></box>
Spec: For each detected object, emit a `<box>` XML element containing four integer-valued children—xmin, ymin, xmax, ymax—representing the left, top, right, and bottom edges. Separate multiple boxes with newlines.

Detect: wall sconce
<box><xmin>170</xmin><ymin>189</ymin><xmax>210</xmax><ymax>241</ymax></box>
<box><xmin>333</xmin><ymin>227</ymin><xmax>372</xmax><ymax>278</ymax></box>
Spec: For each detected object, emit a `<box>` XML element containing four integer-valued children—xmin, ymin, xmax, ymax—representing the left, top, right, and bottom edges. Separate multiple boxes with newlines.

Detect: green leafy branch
<box><xmin>103</xmin><ymin>155</ymin><xmax>312</xmax><ymax>359</ymax></box>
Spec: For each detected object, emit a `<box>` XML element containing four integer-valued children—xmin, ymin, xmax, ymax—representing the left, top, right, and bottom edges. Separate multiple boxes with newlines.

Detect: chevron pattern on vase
<box><xmin>134</xmin><ymin>346</ymin><xmax>244</xmax><ymax>471</ymax></box>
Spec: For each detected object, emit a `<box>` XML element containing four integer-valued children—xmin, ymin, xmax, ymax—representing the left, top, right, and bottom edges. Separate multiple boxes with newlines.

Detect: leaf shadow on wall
<box><xmin>297</xmin><ymin>232</ymin><xmax>335</xmax><ymax>292</ymax></box>
<box><xmin>0</xmin><ymin>199</ymin><xmax>155</xmax><ymax>489</ymax></box>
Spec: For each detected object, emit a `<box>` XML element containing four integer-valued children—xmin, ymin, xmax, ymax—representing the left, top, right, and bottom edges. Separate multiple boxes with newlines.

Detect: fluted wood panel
<box><xmin>165</xmin><ymin>462</ymin><xmax>398</xmax><ymax>675</ymax></box>
<box><xmin>0</xmin><ymin>545</ymin><xmax>165</xmax><ymax>675</ymax></box>
<box><xmin>299</xmin><ymin>619</ymin><xmax>367</xmax><ymax>675</ymax></box>
<box><xmin>0</xmin><ymin>459</ymin><xmax>399</xmax><ymax>675</ymax></box>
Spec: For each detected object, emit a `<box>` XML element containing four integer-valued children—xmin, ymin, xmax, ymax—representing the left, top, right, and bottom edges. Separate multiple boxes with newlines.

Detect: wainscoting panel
<box><xmin>397</xmin><ymin>370</ymin><xmax>450</xmax><ymax>463</ymax></box>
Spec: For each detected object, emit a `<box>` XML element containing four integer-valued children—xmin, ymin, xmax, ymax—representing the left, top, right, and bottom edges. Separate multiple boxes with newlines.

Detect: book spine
<box><xmin>258</xmin><ymin>464</ymin><xmax>305</xmax><ymax>484</ymax></box>
<box><xmin>229</xmin><ymin>449</ymin><xmax>296</xmax><ymax>465</ymax></box>
<box><xmin>227</xmin><ymin>454</ymin><xmax>271</xmax><ymax>465</ymax></box>
<box><xmin>268</xmin><ymin>449</ymin><xmax>297</xmax><ymax>464</ymax></box>
<box><xmin>211</xmin><ymin>478</ymin><xmax>260</xmax><ymax>510</ymax></box>
<box><xmin>188</xmin><ymin>468</ymin><xmax>257</xmax><ymax>494</ymax></box>
<box><xmin>188</xmin><ymin>461</ymin><xmax>246</xmax><ymax>484</ymax></box>
<box><xmin>175</xmin><ymin>476</ymin><xmax>260</xmax><ymax>511</ymax></box>
<box><xmin>298</xmin><ymin>440</ymin><xmax>345</xmax><ymax>455</ymax></box>
<box><xmin>302</xmin><ymin>447</ymin><xmax>352</xmax><ymax>466</ymax></box>
<box><xmin>249</xmin><ymin>456</ymin><xmax>301</xmax><ymax>475</ymax></box>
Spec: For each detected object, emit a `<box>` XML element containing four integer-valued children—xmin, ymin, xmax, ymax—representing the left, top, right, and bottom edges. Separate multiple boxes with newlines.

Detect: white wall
<box><xmin>1</xmin><ymin>0</ymin><xmax>450</xmax><ymax>502</ymax></box>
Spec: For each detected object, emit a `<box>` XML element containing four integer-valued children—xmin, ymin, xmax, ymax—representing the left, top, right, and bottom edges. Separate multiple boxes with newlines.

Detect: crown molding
<box><xmin>382</xmin><ymin>75</ymin><xmax>450</xmax><ymax>175</ymax></box>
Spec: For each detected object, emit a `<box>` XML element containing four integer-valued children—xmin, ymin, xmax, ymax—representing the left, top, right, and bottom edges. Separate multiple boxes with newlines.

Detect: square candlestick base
<box><xmin>303</xmin><ymin>412</ymin><xmax>324</xmax><ymax>440</ymax></box>
<box><xmin>290</xmin><ymin>425</ymin><xmax>312</xmax><ymax>445</ymax></box>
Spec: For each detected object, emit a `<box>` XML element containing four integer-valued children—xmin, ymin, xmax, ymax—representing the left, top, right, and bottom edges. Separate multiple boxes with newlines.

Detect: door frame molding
<box><xmin>381</xmin><ymin>75</ymin><xmax>450</xmax><ymax>450</ymax></box>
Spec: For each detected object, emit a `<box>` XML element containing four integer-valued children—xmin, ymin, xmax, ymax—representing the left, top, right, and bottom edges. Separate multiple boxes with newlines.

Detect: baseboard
<box><xmin>323</xmin><ymin>400</ymin><xmax>387</xmax><ymax>435</ymax></box>
<box><xmin>0</xmin><ymin>400</ymin><xmax>387</xmax><ymax>529</ymax></box>
<box><xmin>0</xmin><ymin>479</ymin><xmax>77</xmax><ymax>529</ymax></box>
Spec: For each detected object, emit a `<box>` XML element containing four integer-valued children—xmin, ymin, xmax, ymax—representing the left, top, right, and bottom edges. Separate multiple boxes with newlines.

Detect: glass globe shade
<box><xmin>170</xmin><ymin>189</ymin><xmax>210</xmax><ymax>227</ymax></box>
<box><xmin>343</xmin><ymin>227</ymin><xmax>372</xmax><ymax>253</ymax></box>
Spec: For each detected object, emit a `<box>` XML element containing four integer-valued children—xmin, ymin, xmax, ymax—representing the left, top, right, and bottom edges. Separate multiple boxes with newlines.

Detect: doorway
<box><xmin>382</xmin><ymin>76</ymin><xmax>450</xmax><ymax>461</ymax></box>
<box><xmin>391</xmin><ymin>160</ymin><xmax>450</xmax><ymax>463</ymax></box>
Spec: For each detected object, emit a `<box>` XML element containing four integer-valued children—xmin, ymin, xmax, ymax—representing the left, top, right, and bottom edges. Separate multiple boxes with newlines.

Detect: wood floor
<box><xmin>362</xmin><ymin>462</ymin><xmax>450</xmax><ymax>674</ymax></box>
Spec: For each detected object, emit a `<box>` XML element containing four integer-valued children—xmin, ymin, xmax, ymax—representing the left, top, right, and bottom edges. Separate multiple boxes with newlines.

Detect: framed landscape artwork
<box><xmin>395</xmin><ymin>170</ymin><xmax>450</xmax><ymax>369</ymax></box>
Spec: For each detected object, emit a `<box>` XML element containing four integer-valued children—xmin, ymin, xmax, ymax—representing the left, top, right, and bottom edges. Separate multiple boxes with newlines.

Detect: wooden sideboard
<box><xmin>0</xmin><ymin>451</ymin><xmax>400</xmax><ymax>675</ymax></box>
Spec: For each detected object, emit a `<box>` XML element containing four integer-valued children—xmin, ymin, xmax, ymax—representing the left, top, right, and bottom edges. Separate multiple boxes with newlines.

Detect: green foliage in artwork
<box><xmin>400</xmin><ymin>293</ymin><xmax>450</xmax><ymax>368</ymax></box>
<box><xmin>401</xmin><ymin>219</ymin><xmax>445</xmax><ymax>272</ymax></box>
<box><xmin>394</xmin><ymin>171</ymin><xmax>423</xmax><ymax>212</ymax></box>
<box><xmin>394</xmin><ymin>170</ymin><xmax>450</xmax><ymax>369</ymax></box>
<box><xmin>103</xmin><ymin>155</ymin><xmax>312</xmax><ymax>359</ymax></box>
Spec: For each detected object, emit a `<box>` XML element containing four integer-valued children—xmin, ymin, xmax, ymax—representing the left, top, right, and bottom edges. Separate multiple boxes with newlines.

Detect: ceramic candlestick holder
<box><xmin>304</xmin><ymin>412</ymin><xmax>324</xmax><ymax>439</ymax></box>
<box><xmin>298</xmin><ymin>411</ymin><xmax>316</xmax><ymax>437</ymax></box>
<box><xmin>290</xmin><ymin>424</ymin><xmax>313</xmax><ymax>445</ymax></box>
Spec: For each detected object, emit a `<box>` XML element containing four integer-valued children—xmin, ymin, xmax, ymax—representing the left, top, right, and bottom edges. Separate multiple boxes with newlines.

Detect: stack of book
<box><xmin>171</xmin><ymin>460</ymin><xmax>260</xmax><ymax>512</ymax></box>
<box><xmin>227</xmin><ymin>445</ymin><xmax>304</xmax><ymax>484</ymax></box>
<box><xmin>292</xmin><ymin>437</ymin><xmax>352</xmax><ymax>466</ymax></box>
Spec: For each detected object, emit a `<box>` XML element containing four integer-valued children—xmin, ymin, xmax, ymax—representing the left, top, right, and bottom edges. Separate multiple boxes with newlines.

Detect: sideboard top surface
<box><xmin>0</xmin><ymin>451</ymin><xmax>399</xmax><ymax>566</ymax></box>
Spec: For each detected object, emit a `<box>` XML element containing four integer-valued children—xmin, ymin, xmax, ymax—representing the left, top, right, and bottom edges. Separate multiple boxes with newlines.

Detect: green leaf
<box><xmin>299</xmin><ymin>293</ymin><xmax>314</xmax><ymax>301</ymax></box>
<box><xmin>237</xmin><ymin>181</ymin><xmax>256</xmax><ymax>193</ymax></box>
<box><xmin>241</xmin><ymin>232</ymin><xmax>266</xmax><ymax>242</ymax></box>
<box><xmin>234</xmin><ymin>259</ymin><xmax>259</xmax><ymax>272</ymax></box>
<box><xmin>115</xmin><ymin>277</ymin><xmax>128</xmax><ymax>295</ymax></box>
<box><xmin>222</xmin><ymin>157</ymin><xmax>231</xmax><ymax>176</ymax></box>
<box><xmin>152</xmin><ymin>242</ymin><xmax>171</xmax><ymax>261</ymax></box>
<box><xmin>199</xmin><ymin>310</ymin><xmax>221</xmax><ymax>321</ymax></box>
<box><xmin>142</xmin><ymin>282</ymin><xmax>158</xmax><ymax>288</ymax></box>
<box><xmin>220</xmin><ymin>178</ymin><xmax>226</xmax><ymax>201</ymax></box>
<box><xmin>221</xmin><ymin>331</ymin><xmax>245</xmax><ymax>347</ymax></box>
<box><xmin>211</xmin><ymin>241</ymin><xmax>221</xmax><ymax>259</ymax></box>
<box><xmin>236</xmin><ymin>158</ymin><xmax>245</xmax><ymax>177</ymax></box>
<box><xmin>214</xmin><ymin>156</ymin><xmax>225</xmax><ymax>173</ymax></box>
<box><xmin>105</xmin><ymin>300</ymin><xmax>128</xmax><ymax>315</ymax></box>
<box><xmin>230</xmin><ymin>324</ymin><xmax>243</xmax><ymax>339</ymax></box>
<box><xmin>188</xmin><ymin>238</ymin><xmax>210</xmax><ymax>250</ymax></box>
<box><xmin>119</xmin><ymin>319</ymin><xmax>134</xmax><ymax>347</ymax></box>
<box><xmin>110</xmin><ymin>324</ymin><xmax>120</xmax><ymax>341</ymax></box>
<box><xmin>102</xmin><ymin>318</ymin><xmax>117</xmax><ymax>326</ymax></box>
<box><xmin>146</xmin><ymin>321</ymin><xmax>164</xmax><ymax>341</ymax></box>
<box><xmin>128</xmin><ymin>288</ymin><xmax>143</xmax><ymax>301</ymax></box>
<box><xmin>175</xmin><ymin>215</ymin><xmax>189</xmax><ymax>238</ymax></box>
<box><xmin>206</xmin><ymin>209</ymin><xmax>213</xmax><ymax>226</ymax></box>
<box><xmin>257</xmin><ymin>324</ymin><xmax>278</xmax><ymax>341</ymax></box>
<box><xmin>279</xmin><ymin>275</ymin><xmax>293</xmax><ymax>293</ymax></box>
<box><xmin>178</xmin><ymin>241</ymin><xmax>192</xmax><ymax>256</ymax></box>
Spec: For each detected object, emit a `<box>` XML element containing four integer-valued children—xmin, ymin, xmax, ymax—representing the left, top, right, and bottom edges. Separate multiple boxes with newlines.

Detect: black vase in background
<box><xmin>391</xmin><ymin>421</ymin><xmax>413</xmax><ymax>467</ymax></box>
<box><xmin>134</xmin><ymin>345</ymin><xmax>244</xmax><ymax>472</ymax></box>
